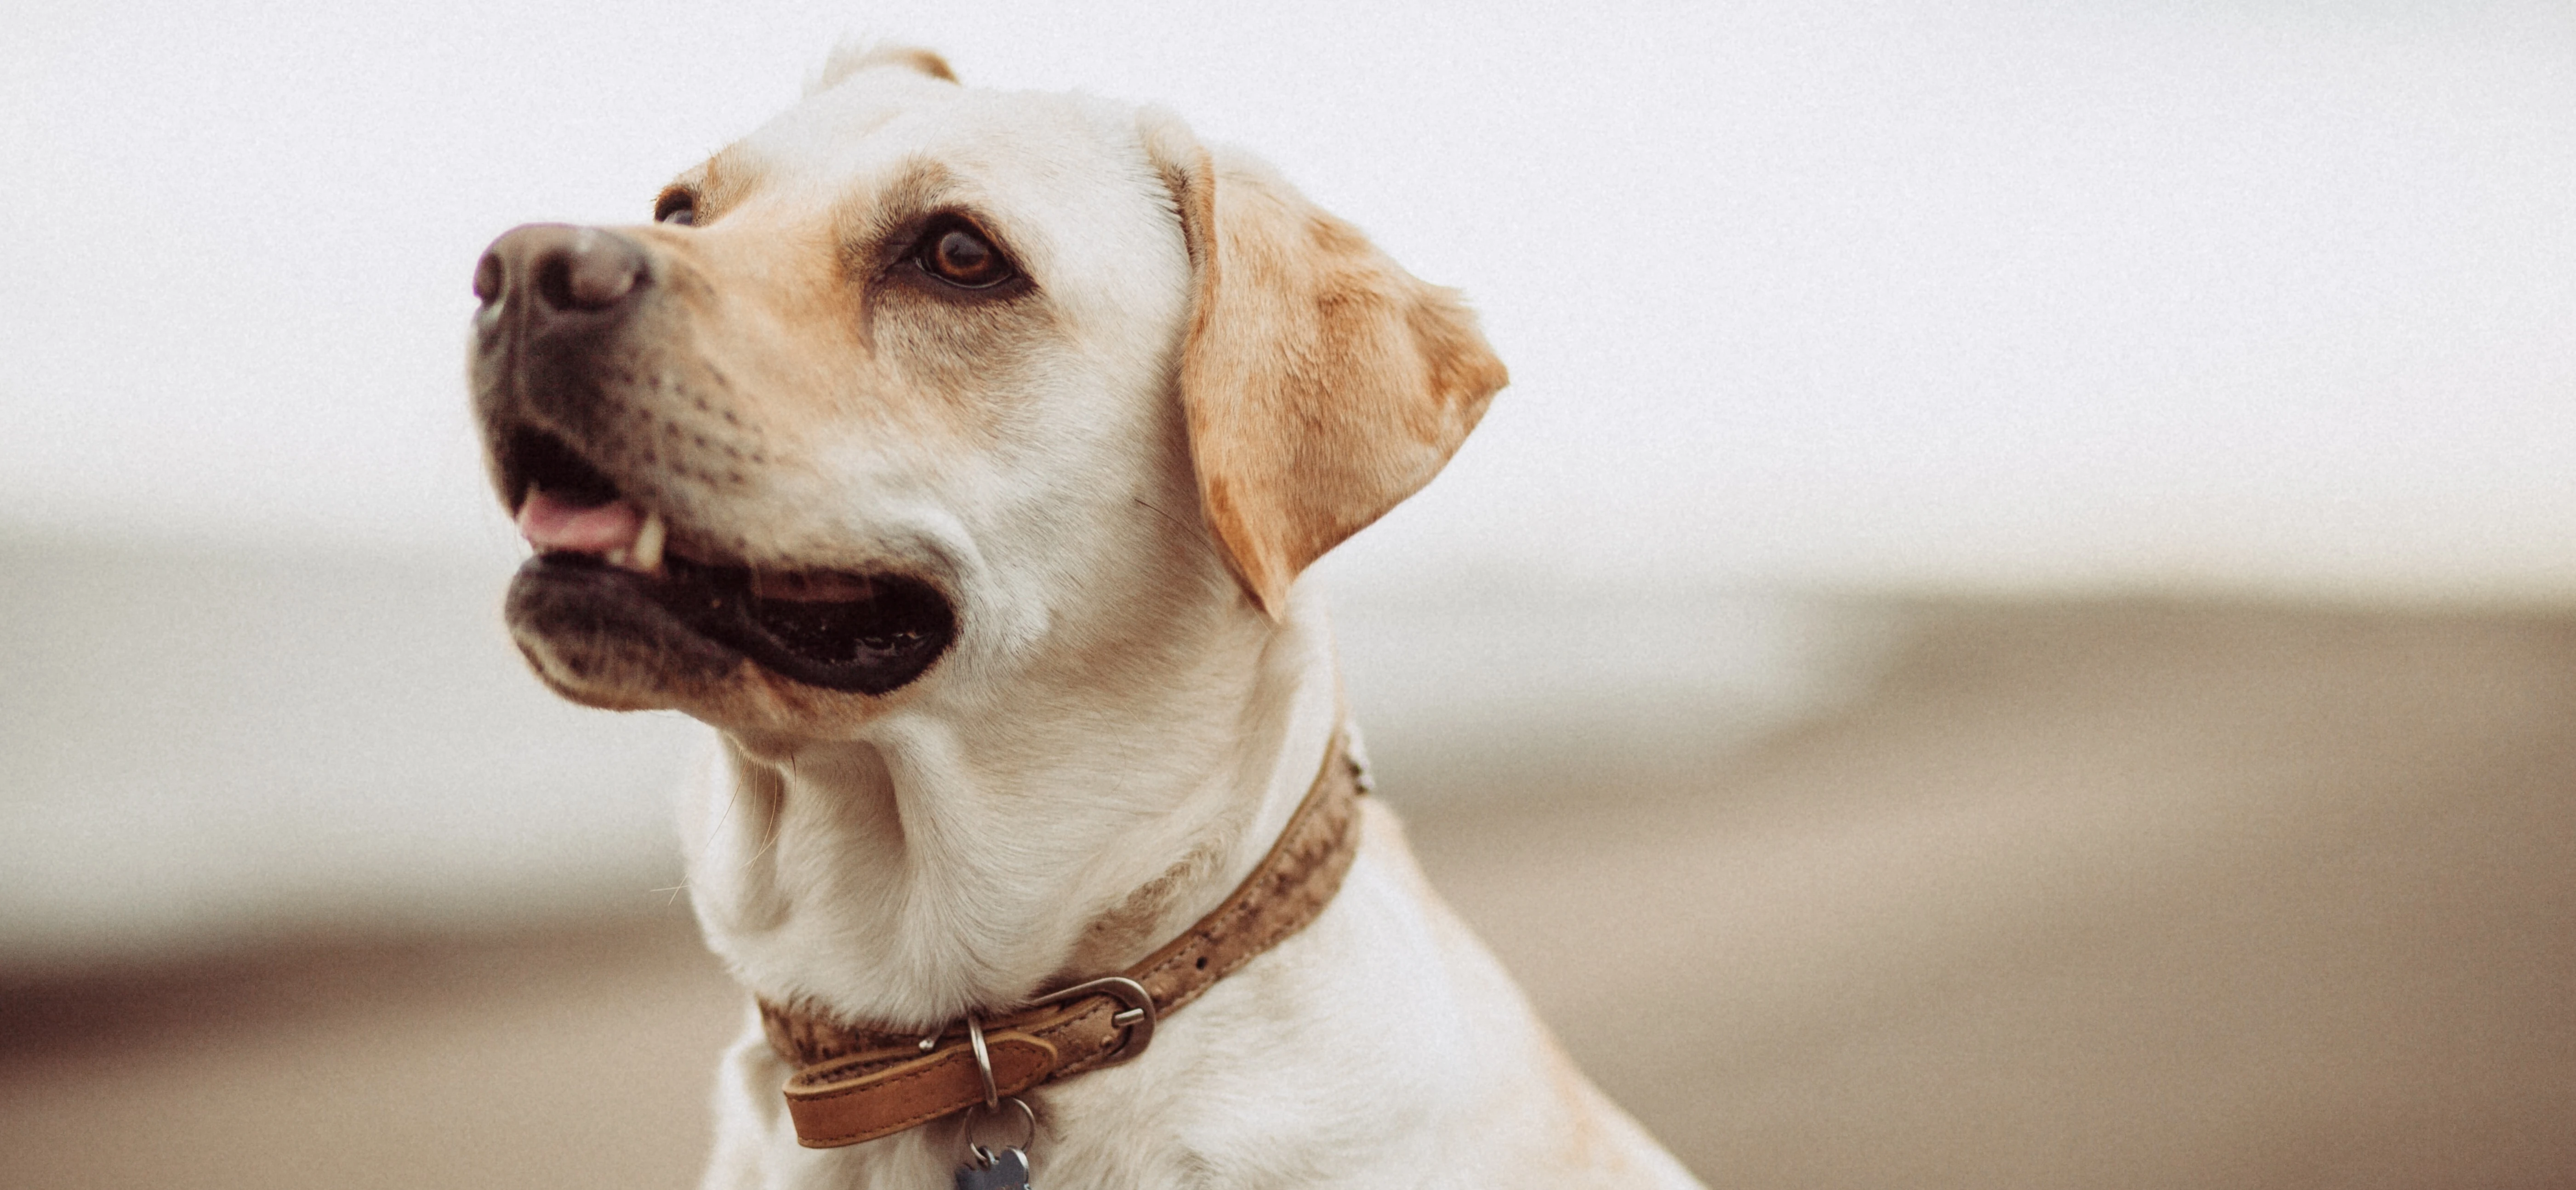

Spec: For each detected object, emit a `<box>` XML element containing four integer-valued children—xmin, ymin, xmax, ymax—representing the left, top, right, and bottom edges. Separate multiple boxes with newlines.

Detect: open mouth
<box><xmin>496</xmin><ymin>426</ymin><xmax>955</xmax><ymax>695</ymax></box>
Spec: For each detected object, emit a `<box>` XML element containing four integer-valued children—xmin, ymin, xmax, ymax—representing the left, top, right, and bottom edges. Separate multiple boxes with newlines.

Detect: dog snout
<box><xmin>475</xmin><ymin>223</ymin><xmax>652</xmax><ymax>332</ymax></box>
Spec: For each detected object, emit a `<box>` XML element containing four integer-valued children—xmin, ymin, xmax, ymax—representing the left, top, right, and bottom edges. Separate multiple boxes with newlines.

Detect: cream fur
<box><xmin>492</xmin><ymin>46</ymin><xmax>1698</xmax><ymax>1189</ymax></box>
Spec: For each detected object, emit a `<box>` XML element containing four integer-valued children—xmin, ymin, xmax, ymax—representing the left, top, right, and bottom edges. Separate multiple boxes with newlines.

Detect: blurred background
<box><xmin>4</xmin><ymin>2</ymin><xmax>2571</xmax><ymax>1186</ymax></box>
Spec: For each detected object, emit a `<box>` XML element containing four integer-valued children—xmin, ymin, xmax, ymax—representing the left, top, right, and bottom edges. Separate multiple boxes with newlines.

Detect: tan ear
<box><xmin>1142</xmin><ymin>114</ymin><xmax>1509</xmax><ymax>618</ymax></box>
<box><xmin>813</xmin><ymin>41</ymin><xmax>958</xmax><ymax>93</ymax></box>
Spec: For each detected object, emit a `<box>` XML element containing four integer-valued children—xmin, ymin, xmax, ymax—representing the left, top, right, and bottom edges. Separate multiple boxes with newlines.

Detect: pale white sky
<box><xmin>7</xmin><ymin>0</ymin><xmax>2572</xmax><ymax>598</ymax></box>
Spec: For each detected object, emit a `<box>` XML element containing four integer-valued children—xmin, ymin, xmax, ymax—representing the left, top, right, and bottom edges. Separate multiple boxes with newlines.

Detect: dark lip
<box><xmin>510</xmin><ymin>552</ymin><xmax>957</xmax><ymax>696</ymax></box>
<box><xmin>486</xmin><ymin>412</ymin><xmax>957</xmax><ymax>696</ymax></box>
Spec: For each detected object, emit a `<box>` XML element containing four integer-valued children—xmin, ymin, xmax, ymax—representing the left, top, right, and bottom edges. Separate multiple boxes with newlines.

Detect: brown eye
<box><xmin>916</xmin><ymin>221</ymin><xmax>1014</xmax><ymax>288</ymax></box>
<box><xmin>654</xmin><ymin>190</ymin><xmax>697</xmax><ymax>226</ymax></box>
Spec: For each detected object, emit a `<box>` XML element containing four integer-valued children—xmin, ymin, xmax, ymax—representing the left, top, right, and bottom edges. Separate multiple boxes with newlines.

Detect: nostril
<box><xmin>534</xmin><ymin>252</ymin><xmax>578</xmax><ymax>312</ymax></box>
<box><xmin>530</xmin><ymin>230</ymin><xmax>644</xmax><ymax>313</ymax></box>
<box><xmin>473</xmin><ymin>251</ymin><xmax>505</xmax><ymax>305</ymax></box>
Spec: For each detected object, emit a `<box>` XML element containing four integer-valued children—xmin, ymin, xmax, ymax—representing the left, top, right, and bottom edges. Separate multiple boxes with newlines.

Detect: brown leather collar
<box><xmin>758</xmin><ymin>733</ymin><xmax>1366</xmax><ymax>1149</ymax></box>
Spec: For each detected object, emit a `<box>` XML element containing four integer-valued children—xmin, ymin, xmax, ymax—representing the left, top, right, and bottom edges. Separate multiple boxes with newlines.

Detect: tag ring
<box><xmin>963</xmin><ymin>1094</ymin><xmax>1037</xmax><ymax>1163</ymax></box>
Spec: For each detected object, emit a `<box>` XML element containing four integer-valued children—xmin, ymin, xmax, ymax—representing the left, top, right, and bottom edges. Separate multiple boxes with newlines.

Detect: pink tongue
<box><xmin>518</xmin><ymin>489</ymin><xmax>644</xmax><ymax>554</ymax></box>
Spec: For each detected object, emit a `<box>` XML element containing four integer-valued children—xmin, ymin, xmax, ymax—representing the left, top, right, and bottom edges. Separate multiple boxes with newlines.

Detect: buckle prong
<box><xmin>1026</xmin><ymin>976</ymin><xmax>1157</xmax><ymax>1066</ymax></box>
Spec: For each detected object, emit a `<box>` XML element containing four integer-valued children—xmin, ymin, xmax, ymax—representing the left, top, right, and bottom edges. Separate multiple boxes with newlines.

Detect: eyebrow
<box><xmin>700</xmin><ymin>152</ymin><xmax>736</xmax><ymax>204</ymax></box>
<box><xmin>837</xmin><ymin>156</ymin><xmax>969</xmax><ymax>267</ymax></box>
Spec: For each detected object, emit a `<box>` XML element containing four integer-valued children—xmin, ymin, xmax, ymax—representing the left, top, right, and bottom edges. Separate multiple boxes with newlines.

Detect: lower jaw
<box><xmin>507</xmin><ymin>552</ymin><xmax>956</xmax><ymax>696</ymax></box>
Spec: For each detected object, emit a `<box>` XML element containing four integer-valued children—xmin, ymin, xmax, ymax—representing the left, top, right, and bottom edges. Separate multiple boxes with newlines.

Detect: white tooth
<box><xmin>631</xmin><ymin>509</ymin><xmax>667</xmax><ymax>573</ymax></box>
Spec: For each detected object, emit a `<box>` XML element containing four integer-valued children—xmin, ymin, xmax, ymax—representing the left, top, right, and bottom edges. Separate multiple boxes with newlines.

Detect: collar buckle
<box><xmin>1024</xmin><ymin>976</ymin><xmax>1156</xmax><ymax>1066</ymax></box>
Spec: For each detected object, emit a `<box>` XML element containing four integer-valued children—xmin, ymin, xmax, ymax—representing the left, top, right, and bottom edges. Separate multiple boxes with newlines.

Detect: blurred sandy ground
<box><xmin>6</xmin><ymin>595</ymin><xmax>2573</xmax><ymax>1187</ymax></box>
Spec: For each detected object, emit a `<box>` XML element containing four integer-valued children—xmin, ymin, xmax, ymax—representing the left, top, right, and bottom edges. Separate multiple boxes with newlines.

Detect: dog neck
<box><xmin>678</xmin><ymin>584</ymin><xmax>1344</xmax><ymax>1034</ymax></box>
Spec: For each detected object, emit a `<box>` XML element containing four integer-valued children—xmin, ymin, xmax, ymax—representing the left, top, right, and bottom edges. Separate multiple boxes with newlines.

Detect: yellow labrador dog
<box><xmin>469</xmin><ymin>44</ymin><xmax>1698</xmax><ymax>1190</ymax></box>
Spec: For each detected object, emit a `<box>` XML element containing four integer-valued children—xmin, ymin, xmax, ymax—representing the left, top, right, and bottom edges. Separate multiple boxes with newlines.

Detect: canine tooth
<box><xmin>631</xmin><ymin>509</ymin><xmax>667</xmax><ymax>572</ymax></box>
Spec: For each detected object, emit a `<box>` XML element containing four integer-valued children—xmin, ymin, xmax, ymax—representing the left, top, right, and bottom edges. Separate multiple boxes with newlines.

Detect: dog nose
<box><xmin>474</xmin><ymin>223</ymin><xmax>650</xmax><ymax>322</ymax></box>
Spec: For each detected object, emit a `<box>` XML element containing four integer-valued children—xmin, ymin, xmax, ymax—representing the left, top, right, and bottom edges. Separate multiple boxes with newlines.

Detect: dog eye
<box><xmin>913</xmin><ymin>220</ymin><xmax>1015</xmax><ymax>289</ymax></box>
<box><xmin>654</xmin><ymin>190</ymin><xmax>698</xmax><ymax>227</ymax></box>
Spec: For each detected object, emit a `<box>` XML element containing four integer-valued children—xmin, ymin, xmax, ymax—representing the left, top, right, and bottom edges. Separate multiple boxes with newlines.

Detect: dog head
<box><xmin>469</xmin><ymin>46</ymin><xmax>1506</xmax><ymax>734</ymax></box>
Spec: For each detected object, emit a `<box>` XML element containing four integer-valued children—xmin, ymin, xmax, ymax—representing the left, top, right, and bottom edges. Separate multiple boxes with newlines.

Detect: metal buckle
<box><xmin>1025</xmin><ymin>976</ymin><xmax>1157</xmax><ymax>1066</ymax></box>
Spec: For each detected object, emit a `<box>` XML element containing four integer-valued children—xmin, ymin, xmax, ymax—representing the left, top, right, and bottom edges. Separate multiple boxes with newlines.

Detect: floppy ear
<box><xmin>1141</xmin><ymin>113</ymin><xmax>1508</xmax><ymax>618</ymax></box>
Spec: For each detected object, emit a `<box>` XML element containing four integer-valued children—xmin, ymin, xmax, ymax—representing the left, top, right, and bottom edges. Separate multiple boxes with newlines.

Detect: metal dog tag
<box><xmin>955</xmin><ymin>1146</ymin><xmax>1032</xmax><ymax>1190</ymax></box>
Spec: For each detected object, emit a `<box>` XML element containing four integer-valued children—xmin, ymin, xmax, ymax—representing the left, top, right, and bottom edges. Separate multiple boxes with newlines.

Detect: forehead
<box><xmin>696</xmin><ymin>73</ymin><xmax>1169</xmax><ymax>271</ymax></box>
<box><xmin>734</xmin><ymin>72</ymin><xmax>1114</xmax><ymax>176</ymax></box>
